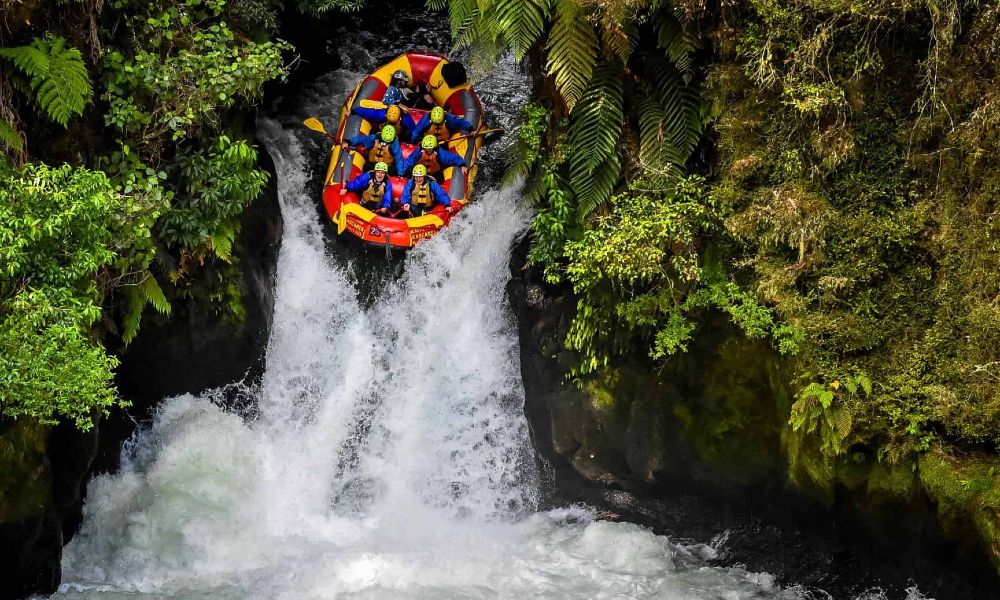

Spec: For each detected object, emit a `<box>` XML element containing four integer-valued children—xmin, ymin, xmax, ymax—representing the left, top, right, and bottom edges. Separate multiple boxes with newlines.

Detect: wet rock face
<box><xmin>95</xmin><ymin>142</ymin><xmax>283</xmax><ymax>475</ymax></box>
<box><xmin>0</xmin><ymin>420</ymin><xmax>98</xmax><ymax>599</ymax></box>
<box><xmin>0</xmin><ymin>146</ymin><xmax>283</xmax><ymax>599</ymax></box>
<box><xmin>508</xmin><ymin>236</ymin><xmax>792</xmax><ymax>494</ymax></box>
<box><xmin>507</xmin><ymin>237</ymin><xmax>1000</xmax><ymax>599</ymax></box>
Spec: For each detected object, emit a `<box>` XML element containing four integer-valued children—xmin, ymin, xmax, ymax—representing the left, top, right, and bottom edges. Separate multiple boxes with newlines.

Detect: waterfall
<box><xmin>54</xmin><ymin>67</ymin><xmax>808</xmax><ymax>600</ymax></box>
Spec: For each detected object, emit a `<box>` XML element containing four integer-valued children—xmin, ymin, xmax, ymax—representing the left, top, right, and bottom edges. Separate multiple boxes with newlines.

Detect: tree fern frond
<box><xmin>0</xmin><ymin>117</ymin><xmax>24</xmax><ymax>154</ymax></box>
<box><xmin>545</xmin><ymin>0</ymin><xmax>598</xmax><ymax>110</ymax></box>
<box><xmin>0</xmin><ymin>35</ymin><xmax>93</xmax><ymax>127</ymax></box>
<box><xmin>122</xmin><ymin>287</ymin><xmax>143</xmax><ymax>345</ymax></box>
<box><xmin>653</xmin><ymin>9</ymin><xmax>697</xmax><ymax>78</ymax></box>
<box><xmin>210</xmin><ymin>221</ymin><xmax>237</xmax><ymax>262</ymax></box>
<box><xmin>600</xmin><ymin>20</ymin><xmax>637</xmax><ymax>63</ymax></box>
<box><xmin>637</xmin><ymin>96</ymin><xmax>687</xmax><ymax>171</ymax></box>
<box><xmin>495</xmin><ymin>0</ymin><xmax>550</xmax><ymax>60</ymax></box>
<box><xmin>567</xmin><ymin>60</ymin><xmax>624</xmax><ymax>174</ymax></box>
<box><xmin>426</xmin><ymin>0</ymin><xmax>448</xmax><ymax>9</ymax></box>
<box><xmin>572</xmin><ymin>148</ymin><xmax>621</xmax><ymax>216</ymax></box>
<box><xmin>140</xmin><ymin>274</ymin><xmax>171</xmax><ymax>316</ymax></box>
<box><xmin>639</xmin><ymin>51</ymin><xmax>702</xmax><ymax>162</ymax></box>
<box><xmin>121</xmin><ymin>274</ymin><xmax>170</xmax><ymax>344</ymax></box>
<box><xmin>0</xmin><ymin>44</ymin><xmax>50</xmax><ymax>80</ymax></box>
<box><xmin>447</xmin><ymin>0</ymin><xmax>479</xmax><ymax>41</ymax></box>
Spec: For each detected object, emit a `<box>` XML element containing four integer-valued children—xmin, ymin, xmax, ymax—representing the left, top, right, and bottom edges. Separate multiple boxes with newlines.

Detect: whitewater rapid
<box><xmin>54</xmin><ymin>97</ymin><xmax>810</xmax><ymax>598</ymax></box>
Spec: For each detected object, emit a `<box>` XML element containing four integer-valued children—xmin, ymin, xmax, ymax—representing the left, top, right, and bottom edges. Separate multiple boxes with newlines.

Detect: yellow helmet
<box><xmin>430</xmin><ymin>106</ymin><xmax>445</xmax><ymax>124</ymax></box>
<box><xmin>385</xmin><ymin>105</ymin><xmax>401</xmax><ymax>124</ymax></box>
<box><xmin>421</xmin><ymin>135</ymin><xmax>437</xmax><ymax>150</ymax></box>
<box><xmin>373</xmin><ymin>161</ymin><xmax>389</xmax><ymax>173</ymax></box>
<box><xmin>380</xmin><ymin>125</ymin><xmax>396</xmax><ymax>143</ymax></box>
<box><xmin>412</xmin><ymin>164</ymin><xmax>428</xmax><ymax>177</ymax></box>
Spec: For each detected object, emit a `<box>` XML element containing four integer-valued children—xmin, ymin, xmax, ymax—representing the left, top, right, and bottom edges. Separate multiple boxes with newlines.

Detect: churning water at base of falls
<box><xmin>47</xmin><ymin>10</ymin><xmax>932</xmax><ymax>590</ymax></box>
<box><xmin>53</xmin><ymin>75</ymin><xmax>812</xmax><ymax>598</ymax></box>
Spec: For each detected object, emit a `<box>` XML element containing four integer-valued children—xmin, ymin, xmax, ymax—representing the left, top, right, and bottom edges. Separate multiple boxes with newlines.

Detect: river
<box><xmin>48</xmin><ymin>7</ymin><xmax>939</xmax><ymax>600</ymax></box>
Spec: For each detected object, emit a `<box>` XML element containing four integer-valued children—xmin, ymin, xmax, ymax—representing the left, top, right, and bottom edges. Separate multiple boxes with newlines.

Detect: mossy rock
<box><xmin>0</xmin><ymin>419</ymin><xmax>51</xmax><ymax>523</ymax></box>
<box><xmin>918</xmin><ymin>448</ymin><xmax>1000</xmax><ymax>570</ymax></box>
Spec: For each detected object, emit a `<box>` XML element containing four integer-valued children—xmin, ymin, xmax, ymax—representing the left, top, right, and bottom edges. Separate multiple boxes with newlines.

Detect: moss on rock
<box><xmin>0</xmin><ymin>420</ymin><xmax>51</xmax><ymax>523</ymax></box>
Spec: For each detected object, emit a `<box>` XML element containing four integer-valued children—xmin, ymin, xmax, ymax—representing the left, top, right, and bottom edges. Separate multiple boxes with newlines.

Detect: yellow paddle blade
<box><xmin>303</xmin><ymin>118</ymin><xmax>327</xmax><ymax>134</ymax></box>
<box><xmin>359</xmin><ymin>98</ymin><xmax>387</xmax><ymax>110</ymax></box>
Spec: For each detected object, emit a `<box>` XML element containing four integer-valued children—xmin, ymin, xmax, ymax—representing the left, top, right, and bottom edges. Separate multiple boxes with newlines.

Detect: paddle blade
<box><xmin>359</xmin><ymin>98</ymin><xmax>387</xmax><ymax>110</ymax></box>
<box><xmin>303</xmin><ymin>118</ymin><xmax>327</xmax><ymax>134</ymax></box>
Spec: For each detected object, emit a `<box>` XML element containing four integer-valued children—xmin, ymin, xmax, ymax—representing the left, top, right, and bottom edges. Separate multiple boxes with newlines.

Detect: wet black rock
<box><xmin>0</xmin><ymin>419</ymin><xmax>98</xmax><ymax>599</ymax></box>
<box><xmin>507</xmin><ymin>235</ymin><xmax>1000</xmax><ymax>599</ymax></box>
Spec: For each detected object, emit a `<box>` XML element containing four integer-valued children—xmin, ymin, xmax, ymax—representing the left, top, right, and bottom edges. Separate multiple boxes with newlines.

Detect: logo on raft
<box><xmin>410</xmin><ymin>226</ymin><xmax>437</xmax><ymax>242</ymax></box>
<box><xmin>345</xmin><ymin>214</ymin><xmax>367</xmax><ymax>237</ymax></box>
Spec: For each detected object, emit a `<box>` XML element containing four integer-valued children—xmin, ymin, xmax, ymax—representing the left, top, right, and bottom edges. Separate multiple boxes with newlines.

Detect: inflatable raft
<box><xmin>321</xmin><ymin>52</ymin><xmax>485</xmax><ymax>249</ymax></box>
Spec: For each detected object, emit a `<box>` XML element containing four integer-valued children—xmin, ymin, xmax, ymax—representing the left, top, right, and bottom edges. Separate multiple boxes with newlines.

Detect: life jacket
<box><xmin>417</xmin><ymin>149</ymin><xmax>442</xmax><ymax>175</ymax></box>
<box><xmin>367</xmin><ymin>140</ymin><xmax>394</xmax><ymax>165</ymax></box>
<box><xmin>361</xmin><ymin>174</ymin><xmax>388</xmax><ymax>206</ymax></box>
<box><xmin>427</xmin><ymin>121</ymin><xmax>449</xmax><ymax>142</ymax></box>
<box><xmin>410</xmin><ymin>180</ymin><xmax>434</xmax><ymax>207</ymax></box>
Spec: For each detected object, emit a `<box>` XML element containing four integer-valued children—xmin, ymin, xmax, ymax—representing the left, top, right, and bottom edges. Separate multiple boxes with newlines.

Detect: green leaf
<box><xmin>495</xmin><ymin>0</ymin><xmax>551</xmax><ymax>60</ymax></box>
<box><xmin>568</xmin><ymin>60</ymin><xmax>624</xmax><ymax>215</ymax></box>
<box><xmin>140</xmin><ymin>274</ymin><xmax>171</xmax><ymax>315</ymax></box>
<box><xmin>545</xmin><ymin>0</ymin><xmax>598</xmax><ymax>110</ymax></box>
<box><xmin>0</xmin><ymin>117</ymin><xmax>24</xmax><ymax>154</ymax></box>
<box><xmin>0</xmin><ymin>35</ymin><xmax>93</xmax><ymax>127</ymax></box>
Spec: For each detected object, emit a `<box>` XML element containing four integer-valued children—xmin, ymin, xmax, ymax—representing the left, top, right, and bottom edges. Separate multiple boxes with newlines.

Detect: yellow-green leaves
<box><xmin>0</xmin><ymin>35</ymin><xmax>93</xmax><ymax>128</ymax></box>
<box><xmin>568</xmin><ymin>60</ymin><xmax>624</xmax><ymax>216</ymax></box>
<box><xmin>546</xmin><ymin>0</ymin><xmax>598</xmax><ymax>111</ymax></box>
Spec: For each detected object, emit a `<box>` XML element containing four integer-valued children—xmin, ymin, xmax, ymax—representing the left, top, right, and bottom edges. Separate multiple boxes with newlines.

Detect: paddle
<box><xmin>306</xmin><ymin>118</ymin><xmax>355</xmax><ymax>185</ymax></box>
<box><xmin>359</xmin><ymin>98</ymin><xmax>388</xmax><ymax>110</ymax></box>
<box><xmin>303</xmin><ymin>117</ymin><xmax>336</xmax><ymax>141</ymax></box>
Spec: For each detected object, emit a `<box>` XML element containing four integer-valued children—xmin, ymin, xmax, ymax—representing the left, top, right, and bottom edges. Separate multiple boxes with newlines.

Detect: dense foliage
<box><xmin>0</xmin><ymin>164</ymin><xmax>155</xmax><ymax>428</ymax></box>
<box><xmin>0</xmin><ymin>0</ymin><xmax>355</xmax><ymax>428</ymax></box>
<box><xmin>699</xmin><ymin>0</ymin><xmax>1000</xmax><ymax>474</ymax></box>
<box><xmin>437</xmin><ymin>0</ymin><xmax>1000</xmax><ymax>541</ymax></box>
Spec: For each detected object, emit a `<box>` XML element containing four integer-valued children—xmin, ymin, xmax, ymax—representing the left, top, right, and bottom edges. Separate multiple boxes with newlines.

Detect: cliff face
<box><xmin>507</xmin><ymin>236</ymin><xmax>1000</xmax><ymax>597</ymax></box>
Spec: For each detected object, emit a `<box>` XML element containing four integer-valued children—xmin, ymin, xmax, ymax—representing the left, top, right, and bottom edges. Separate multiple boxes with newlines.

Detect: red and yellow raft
<box><xmin>321</xmin><ymin>51</ymin><xmax>485</xmax><ymax>249</ymax></box>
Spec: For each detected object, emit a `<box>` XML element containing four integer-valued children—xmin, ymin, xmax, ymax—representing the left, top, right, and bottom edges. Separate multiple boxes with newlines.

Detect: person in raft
<box><xmin>341</xmin><ymin>125</ymin><xmax>405</xmax><ymax>175</ymax></box>
<box><xmin>383</xmin><ymin>70</ymin><xmax>434</xmax><ymax>109</ymax></box>
<box><xmin>340</xmin><ymin>161</ymin><xmax>393</xmax><ymax>213</ymax></box>
<box><xmin>400</xmin><ymin>164</ymin><xmax>451</xmax><ymax>216</ymax></box>
<box><xmin>402</xmin><ymin>135</ymin><xmax>468</xmax><ymax>179</ymax></box>
<box><xmin>351</xmin><ymin>103</ymin><xmax>418</xmax><ymax>140</ymax></box>
<box><xmin>409</xmin><ymin>106</ymin><xmax>472</xmax><ymax>144</ymax></box>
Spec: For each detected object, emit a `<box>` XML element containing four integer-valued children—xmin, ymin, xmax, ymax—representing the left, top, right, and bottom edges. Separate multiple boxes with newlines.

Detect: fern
<box><xmin>0</xmin><ymin>117</ymin><xmax>24</xmax><ymax>154</ymax></box>
<box><xmin>122</xmin><ymin>273</ymin><xmax>171</xmax><ymax>344</ymax></box>
<box><xmin>573</xmin><ymin>148</ymin><xmax>621</xmax><ymax>216</ymax></box>
<box><xmin>0</xmin><ymin>35</ymin><xmax>93</xmax><ymax>127</ymax></box>
<box><xmin>495</xmin><ymin>0</ymin><xmax>551</xmax><ymax>60</ymax></box>
<box><xmin>568</xmin><ymin>61</ymin><xmax>624</xmax><ymax>216</ymax></box>
<box><xmin>636</xmin><ymin>51</ymin><xmax>702</xmax><ymax>173</ymax></box>
<box><xmin>653</xmin><ymin>9</ymin><xmax>697</xmax><ymax>80</ymax></box>
<box><xmin>210</xmin><ymin>221</ymin><xmax>239</xmax><ymax>263</ymax></box>
<box><xmin>600</xmin><ymin>20</ymin><xmax>638</xmax><ymax>63</ymax></box>
<box><xmin>545</xmin><ymin>0</ymin><xmax>598</xmax><ymax>111</ymax></box>
<box><xmin>141</xmin><ymin>275</ymin><xmax>171</xmax><ymax>315</ymax></box>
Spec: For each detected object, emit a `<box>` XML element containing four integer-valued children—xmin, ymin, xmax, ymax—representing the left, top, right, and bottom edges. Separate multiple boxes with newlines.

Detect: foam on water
<box><xmin>50</xmin><ymin>57</ymin><xmax>896</xmax><ymax>598</ymax></box>
<box><xmin>52</xmin><ymin>108</ymin><xmax>794</xmax><ymax>599</ymax></box>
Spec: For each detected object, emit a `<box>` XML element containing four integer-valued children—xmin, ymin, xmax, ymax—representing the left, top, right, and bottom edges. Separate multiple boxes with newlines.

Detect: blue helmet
<box><xmin>382</xmin><ymin>86</ymin><xmax>403</xmax><ymax>106</ymax></box>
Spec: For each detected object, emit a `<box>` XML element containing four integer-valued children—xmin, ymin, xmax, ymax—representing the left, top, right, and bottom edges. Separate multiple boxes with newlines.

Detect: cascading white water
<box><xmin>54</xmin><ymin>118</ymin><xmax>790</xmax><ymax>599</ymax></box>
<box><xmin>53</xmin><ymin>65</ymin><xmax>822</xmax><ymax>599</ymax></box>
